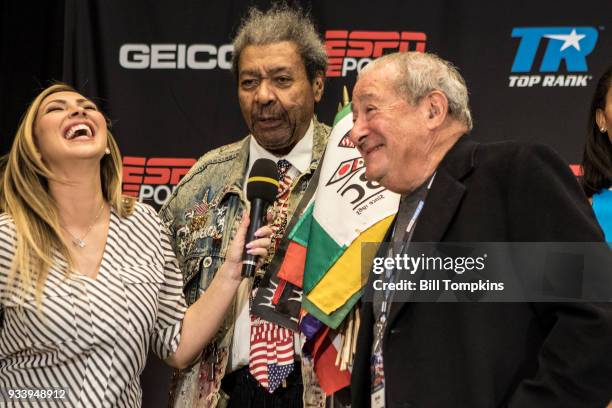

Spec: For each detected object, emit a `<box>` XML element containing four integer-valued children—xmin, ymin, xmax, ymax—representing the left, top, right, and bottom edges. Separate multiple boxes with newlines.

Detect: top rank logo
<box><xmin>325</xmin><ymin>30</ymin><xmax>427</xmax><ymax>77</ymax></box>
<box><xmin>509</xmin><ymin>27</ymin><xmax>598</xmax><ymax>88</ymax></box>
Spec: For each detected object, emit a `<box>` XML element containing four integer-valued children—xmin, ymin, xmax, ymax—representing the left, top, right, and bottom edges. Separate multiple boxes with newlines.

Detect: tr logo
<box><xmin>511</xmin><ymin>27</ymin><xmax>598</xmax><ymax>73</ymax></box>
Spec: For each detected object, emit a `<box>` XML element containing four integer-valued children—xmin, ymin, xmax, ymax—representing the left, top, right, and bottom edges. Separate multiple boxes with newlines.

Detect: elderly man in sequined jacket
<box><xmin>160</xmin><ymin>4</ymin><xmax>331</xmax><ymax>408</ymax></box>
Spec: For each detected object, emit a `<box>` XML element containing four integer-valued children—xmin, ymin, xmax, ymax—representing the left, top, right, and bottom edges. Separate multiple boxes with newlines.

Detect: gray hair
<box><xmin>231</xmin><ymin>3</ymin><xmax>327</xmax><ymax>83</ymax></box>
<box><xmin>361</xmin><ymin>52</ymin><xmax>473</xmax><ymax>130</ymax></box>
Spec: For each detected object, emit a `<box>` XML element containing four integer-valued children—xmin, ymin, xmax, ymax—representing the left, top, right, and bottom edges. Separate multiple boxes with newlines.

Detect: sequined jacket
<box><xmin>160</xmin><ymin>119</ymin><xmax>330</xmax><ymax>408</ymax></box>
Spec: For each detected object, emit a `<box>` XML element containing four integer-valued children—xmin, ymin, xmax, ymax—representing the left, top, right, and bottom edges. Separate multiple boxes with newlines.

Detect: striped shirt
<box><xmin>0</xmin><ymin>202</ymin><xmax>187</xmax><ymax>407</ymax></box>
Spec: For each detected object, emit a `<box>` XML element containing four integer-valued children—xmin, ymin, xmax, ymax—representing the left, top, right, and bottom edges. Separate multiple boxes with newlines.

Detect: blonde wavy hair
<box><xmin>0</xmin><ymin>83</ymin><xmax>133</xmax><ymax>302</ymax></box>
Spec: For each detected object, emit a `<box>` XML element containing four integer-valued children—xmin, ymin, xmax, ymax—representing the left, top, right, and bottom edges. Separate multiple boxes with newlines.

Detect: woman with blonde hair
<box><xmin>0</xmin><ymin>83</ymin><xmax>271</xmax><ymax>406</ymax></box>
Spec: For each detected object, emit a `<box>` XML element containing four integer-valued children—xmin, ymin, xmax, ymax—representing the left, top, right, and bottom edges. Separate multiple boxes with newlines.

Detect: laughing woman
<box><xmin>0</xmin><ymin>83</ymin><xmax>271</xmax><ymax>406</ymax></box>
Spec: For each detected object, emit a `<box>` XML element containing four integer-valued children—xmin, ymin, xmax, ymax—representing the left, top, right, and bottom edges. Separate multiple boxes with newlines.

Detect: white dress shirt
<box><xmin>229</xmin><ymin>120</ymin><xmax>314</xmax><ymax>372</ymax></box>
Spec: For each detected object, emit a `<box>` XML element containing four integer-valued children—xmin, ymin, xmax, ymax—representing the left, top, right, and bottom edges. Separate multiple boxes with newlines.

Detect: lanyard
<box><xmin>374</xmin><ymin>173</ymin><xmax>436</xmax><ymax>350</ymax></box>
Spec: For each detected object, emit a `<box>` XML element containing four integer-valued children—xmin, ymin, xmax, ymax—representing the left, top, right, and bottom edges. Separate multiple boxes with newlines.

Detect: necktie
<box><xmin>276</xmin><ymin>159</ymin><xmax>292</xmax><ymax>182</ymax></box>
<box><xmin>248</xmin><ymin>159</ymin><xmax>296</xmax><ymax>393</ymax></box>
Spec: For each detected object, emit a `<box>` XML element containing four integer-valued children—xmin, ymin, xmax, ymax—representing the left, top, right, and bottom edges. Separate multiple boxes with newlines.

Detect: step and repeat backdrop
<box><xmin>63</xmin><ymin>0</ymin><xmax>611</xmax><ymax>210</ymax></box>
<box><xmin>58</xmin><ymin>0</ymin><xmax>610</xmax><ymax>405</ymax></box>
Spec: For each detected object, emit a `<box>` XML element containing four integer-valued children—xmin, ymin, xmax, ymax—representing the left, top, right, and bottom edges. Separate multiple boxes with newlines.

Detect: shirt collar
<box><xmin>247</xmin><ymin>119</ymin><xmax>314</xmax><ymax>176</ymax></box>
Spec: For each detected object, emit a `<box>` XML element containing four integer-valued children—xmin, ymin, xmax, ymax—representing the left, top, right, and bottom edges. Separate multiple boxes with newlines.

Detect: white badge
<box><xmin>371</xmin><ymin>386</ymin><xmax>385</xmax><ymax>408</ymax></box>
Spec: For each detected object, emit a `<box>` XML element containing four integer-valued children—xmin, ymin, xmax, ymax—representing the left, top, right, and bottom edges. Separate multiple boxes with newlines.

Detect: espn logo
<box><xmin>123</xmin><ymin>157</ymin><xmax>196</xmax><ymax>205</ymax></box>
<box><xmin>325</xmin><ymin>30</ymin><xmax>427</xmax><ymax>77</ymax></box>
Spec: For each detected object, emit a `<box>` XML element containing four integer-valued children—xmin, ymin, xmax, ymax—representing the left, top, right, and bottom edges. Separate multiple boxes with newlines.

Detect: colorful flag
<box><xmin>249</xmin><ymin>320</ymin><xmax>295</xmax><ymax>393</ymax></box>
<box><xmin>278</xmin><ymin>104</ymin><xmax>400</xmax><ymax>327</ymax></box>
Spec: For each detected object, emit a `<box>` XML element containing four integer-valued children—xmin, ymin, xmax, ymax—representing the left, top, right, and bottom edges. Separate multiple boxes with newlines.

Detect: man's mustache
<box><xmin>251</xmin><ymin>106</ymin><xmax>286</xmax><ymax>121</ymax></box>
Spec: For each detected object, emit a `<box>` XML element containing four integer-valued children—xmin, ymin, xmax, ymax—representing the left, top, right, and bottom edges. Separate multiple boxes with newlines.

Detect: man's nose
<box><xmin>349</xmin><ymin>115</ymin><xmax>367</xmax><ymax>146</ymax></box>
<box><xmin>254</xmin><ymin>80</ymin><xmax>276</xmax><ymax>105</ymax></box>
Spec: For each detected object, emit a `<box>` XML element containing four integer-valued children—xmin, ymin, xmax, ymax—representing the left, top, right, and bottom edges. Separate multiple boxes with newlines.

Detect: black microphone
<box><xmin>242</xmin><ymin>158</ymin><xmax>279</xmax><ymax>278</ymax></box>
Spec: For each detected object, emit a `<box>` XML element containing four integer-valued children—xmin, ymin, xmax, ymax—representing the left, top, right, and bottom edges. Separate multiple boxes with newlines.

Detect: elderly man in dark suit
<box><xmin>349</xmin><ymin>51</ymin><xmax>612</xmax><ymax>408</ymax></box>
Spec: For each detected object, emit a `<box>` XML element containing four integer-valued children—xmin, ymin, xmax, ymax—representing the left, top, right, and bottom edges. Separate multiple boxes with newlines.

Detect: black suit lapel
<box><xmin>411</xmin><ymin>170</ymin><xmax>467</xmax><ymax>243</ymax></box>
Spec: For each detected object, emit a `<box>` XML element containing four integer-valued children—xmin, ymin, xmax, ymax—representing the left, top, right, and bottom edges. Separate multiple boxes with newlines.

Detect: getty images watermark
<box><xmin>361</xmin><ymin>242</ymin><xmax>612</xmax><ymax>302</ymax></box>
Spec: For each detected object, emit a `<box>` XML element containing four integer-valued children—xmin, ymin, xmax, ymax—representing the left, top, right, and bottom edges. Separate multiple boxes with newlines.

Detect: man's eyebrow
<box><xmin>266</xmin><ymin>66</ymin><xmax>291</xmax><ymax>75</ymax></box>
<box><xmin>239</xmin><ymin>69</ymin><xmax>260</xmax><ymax>77</ymax></box>
<box><xmin>358</xmin><ymin>92</ymin><xmax>377</xmax><ymax>100</ymax></box>
<box><xmin>239</xmin><ymin>66</ymin><xmax>292</xmax><ymax>77</ymax></box>
<box><xmin>352</xmin><ymin>94</ymin><xmax>376</xmax><ymax>107</ymax></box>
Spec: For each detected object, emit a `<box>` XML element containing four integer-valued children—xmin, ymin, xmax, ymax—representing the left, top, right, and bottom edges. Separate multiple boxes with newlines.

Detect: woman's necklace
<box><xmin>61</xmin><ymin>201</ymin><xmax>106</xmax><ymax>248</ymax></box>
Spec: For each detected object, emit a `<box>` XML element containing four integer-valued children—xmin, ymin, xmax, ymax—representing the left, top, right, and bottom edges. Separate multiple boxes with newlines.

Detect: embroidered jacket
<box><xmin>160</xmin><ymin>119</ymin><xmax>330</xmax><ymax>407</ymax></box>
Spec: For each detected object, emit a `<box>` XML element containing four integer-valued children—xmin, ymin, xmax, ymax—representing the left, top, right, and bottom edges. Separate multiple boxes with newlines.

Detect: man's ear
<box><xmin>423</xmin><ymin>91</ymin><xmax>448</xmax><ymax>129</ymax></box>
<box><xmin>312</xmin><ymin>73</ymin><xmax>324</xmax><ymax>103</ymax></box>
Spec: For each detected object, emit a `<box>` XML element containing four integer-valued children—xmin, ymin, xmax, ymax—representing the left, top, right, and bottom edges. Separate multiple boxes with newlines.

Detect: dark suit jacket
<box><xmin>351</xmin><ymin>137</ymin><xmax>612</xmax><ymax>408</ymax></box>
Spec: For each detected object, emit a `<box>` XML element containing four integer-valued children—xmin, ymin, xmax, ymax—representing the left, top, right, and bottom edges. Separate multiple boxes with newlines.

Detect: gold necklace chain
<box><xmin>61</xmin><ymin>201</ymin><xmax>106</xmax><ymax>249</ymax></box>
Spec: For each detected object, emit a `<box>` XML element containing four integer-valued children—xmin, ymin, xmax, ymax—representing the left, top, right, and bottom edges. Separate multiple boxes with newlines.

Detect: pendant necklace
<box><xmin>61</xmin><ymin>201</ymin><xmax>106</xmax><ymax>248</ymax></box>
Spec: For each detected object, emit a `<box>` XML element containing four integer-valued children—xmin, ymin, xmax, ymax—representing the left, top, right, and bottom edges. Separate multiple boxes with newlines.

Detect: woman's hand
<box><xmin>221</xmin><ymin>214</ymin><xmax>273</xmax><ymax>282</ymax></box>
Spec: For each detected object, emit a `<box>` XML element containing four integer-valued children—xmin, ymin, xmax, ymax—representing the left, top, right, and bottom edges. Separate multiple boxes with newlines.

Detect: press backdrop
<box><xmin>1</xmin><ymin>0</ymin><xmax>610</xmax><ymax>405</ymax></box>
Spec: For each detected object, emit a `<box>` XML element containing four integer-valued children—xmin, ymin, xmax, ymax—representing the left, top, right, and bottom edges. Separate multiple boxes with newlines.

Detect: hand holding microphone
<box><xmin>242</xmin><ymin>158</ymin><xmax>279</xmax><ymax>278</ymax></box>
<box><xmin>220</xmin><ymin>159</ymin><xmax>277</xmax><ymax>281</ymax></box>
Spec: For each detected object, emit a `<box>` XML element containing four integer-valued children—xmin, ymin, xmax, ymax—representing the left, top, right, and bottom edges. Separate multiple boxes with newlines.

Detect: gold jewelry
<box><xmin>601</xmin><ymin>127</ymin><xmax>607</xmax><ymax>133</ymax></box>
<box><xmin>61</xmin><ymin>201</ymin><xmax>106</xmax><ymax>248</ymax></box>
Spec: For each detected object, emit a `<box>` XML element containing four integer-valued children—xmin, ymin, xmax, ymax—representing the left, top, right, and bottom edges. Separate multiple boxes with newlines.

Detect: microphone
<box><xmin>242</xmin><ymin>158</ymin><xmax>279</xmax><ymax>278</ymax></box>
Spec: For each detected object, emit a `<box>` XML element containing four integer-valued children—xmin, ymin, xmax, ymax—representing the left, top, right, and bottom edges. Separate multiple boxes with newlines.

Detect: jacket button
<box><xmin>202</xmin><ymin>256</ymin><xmax>213</xmax><ymax>268</ymax></box>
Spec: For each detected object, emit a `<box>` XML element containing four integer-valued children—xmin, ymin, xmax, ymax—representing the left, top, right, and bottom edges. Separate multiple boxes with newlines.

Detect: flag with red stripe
<box><xmin>249</xmin><ymin>319</ymin><xmax>295</xmax><ymax>393</ymax></box>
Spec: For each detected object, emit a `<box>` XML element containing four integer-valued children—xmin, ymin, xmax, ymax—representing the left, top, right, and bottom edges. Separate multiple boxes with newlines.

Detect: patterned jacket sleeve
<box><xmin>150</xmin><ymin>218</ymin><xmax>188</xmax><ymax>360</ymax></box>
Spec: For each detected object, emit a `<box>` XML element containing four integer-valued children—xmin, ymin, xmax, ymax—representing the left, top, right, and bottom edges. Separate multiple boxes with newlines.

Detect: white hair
<box><xmin>361</xmin><ymin>52</ymin><xmax>473</xmax><ymax>130</ymax></box>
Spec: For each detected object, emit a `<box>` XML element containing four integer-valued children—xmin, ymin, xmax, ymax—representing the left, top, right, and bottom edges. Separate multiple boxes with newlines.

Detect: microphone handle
<box><xmin>241</xmin><ymin>198</ymin><xmax>269</xmax><ymax>278</ymax></box>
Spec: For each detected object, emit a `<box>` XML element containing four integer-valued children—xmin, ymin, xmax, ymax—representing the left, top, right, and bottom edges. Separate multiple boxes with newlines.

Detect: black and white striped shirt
<box><xmin>0</xmin><ymin>202</ymin><xmax>187</xmax><ymax>407</ymax></box>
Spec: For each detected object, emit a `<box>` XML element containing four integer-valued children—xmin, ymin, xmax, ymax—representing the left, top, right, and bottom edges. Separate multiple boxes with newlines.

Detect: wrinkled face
<box><xmin>34</xmin><ymin>91</ymin><xmax>107</xmax><ymax>170</ymax></box>
<box><xmin>595</xmin><ymin>83</ymin><xmax>612</xmax><ymax>144</ymax></box>
<box><xmin>350</xmin><ymin>65</ymin><xmax>430</xmax><ymax>193</ymax></box>
<box><xmin>237</xmin><ymin>41</ymin><xmax>323</xmax><ymax>155</ymax></box>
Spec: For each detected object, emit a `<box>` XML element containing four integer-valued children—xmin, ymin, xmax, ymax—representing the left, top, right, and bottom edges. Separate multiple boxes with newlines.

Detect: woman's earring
<box><xmin>601</xmin><ymin>127</ymin><xmax>607</xmax><ymax>133</ymax></box>
<box><xmin>105</xmin><ymin>147</ymin><xmax>111</xmax><ymax>155</ymax></box>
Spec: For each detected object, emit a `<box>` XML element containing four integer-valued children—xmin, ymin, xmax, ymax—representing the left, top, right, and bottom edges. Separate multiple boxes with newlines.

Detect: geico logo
<box><xmin>325</xmin><ymin>30</ymin><xmax>427</xmax><ymax>77</ymax></box>
<box><xmin>119</xmin><ymin>44</ymin><xmax>233</xmax><ymax>69</ymax></box>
